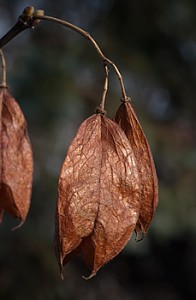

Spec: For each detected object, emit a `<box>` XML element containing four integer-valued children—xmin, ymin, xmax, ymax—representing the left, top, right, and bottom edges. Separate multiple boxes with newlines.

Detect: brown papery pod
<box><xmin>115</xmin><ymin>99</ymin><xmax>158</xmax><ymax>238</ymax></box>
<box><xmin>55</xmin><ymin>113</ymin><xmax>141</xmax><ymax>278</ymax></box>
<box><xmin>0</xmin><ymin>87</ymin><xmax>33</xmax><ymax>227</ymax></box>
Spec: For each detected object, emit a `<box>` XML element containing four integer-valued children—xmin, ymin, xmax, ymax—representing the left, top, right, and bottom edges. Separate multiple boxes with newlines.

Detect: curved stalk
<box><xmin>35</xmin><ymin>15</ymin><xmax>128</xmax><ymax>102</ymax></box>
<box><xmin>0</xmin><ymin>49</ymin><xmax>7</xmax><ymax>87</ymax></box>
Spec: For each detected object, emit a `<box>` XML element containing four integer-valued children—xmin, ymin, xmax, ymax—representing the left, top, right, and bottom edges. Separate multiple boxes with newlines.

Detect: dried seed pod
<box><xmin>55</xmin><ymin>113</ymin><xmax>141</xmax><ymax>278</ymax></box>
<box><xmin>115</xmin><ymin>99</ymin><xmax>158</xmax><ymax>237</ymax></box>
<box><xmin>0</xmin><ymin>87</ymin><xmax>33</xmax><ymax>227</ymax></box>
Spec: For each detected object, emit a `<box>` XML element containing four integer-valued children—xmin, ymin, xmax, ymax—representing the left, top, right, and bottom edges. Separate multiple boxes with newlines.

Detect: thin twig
<box><xmin>100</xmin><ymin>64</ymin><xmax>109</xmax><ymax>113</ymax></box>
<box><xmin>0</xmin><ymin>49</ymin><xmax>7</xmax><ymax>87</ymax></box>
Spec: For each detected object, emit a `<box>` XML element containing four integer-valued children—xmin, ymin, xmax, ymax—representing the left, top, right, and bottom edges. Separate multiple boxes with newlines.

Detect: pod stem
<box><xmin>0</xmin><ymin>49</ymin><xmax>7</xmax><ymax>87</ymax></box>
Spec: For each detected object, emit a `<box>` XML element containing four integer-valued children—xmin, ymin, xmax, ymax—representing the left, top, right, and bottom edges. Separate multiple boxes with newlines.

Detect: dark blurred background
<box><xmin>0</xmin><ymin>0</ymin><xmax>196</xmax><ymax>299</ymax></box>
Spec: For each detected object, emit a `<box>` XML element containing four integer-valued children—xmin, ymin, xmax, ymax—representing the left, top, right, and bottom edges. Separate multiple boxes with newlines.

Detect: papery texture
<box><xmin>55</xmin><ymin>114</ymin><xmax>141</xmax><ymax>277</ymax></box>
<box><xmin>115</xmin><ymin>100</ymin><xmax>158</xmax><ymax>237</ymax></box>
<box><xmin>0</xmin><ymin>88</ymin><xmax>33</xmax><ymax>226</ymax></box>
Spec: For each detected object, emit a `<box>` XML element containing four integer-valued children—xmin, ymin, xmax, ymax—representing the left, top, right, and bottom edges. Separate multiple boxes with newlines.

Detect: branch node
<box><xmin>121</xmin><ymin>96</ymin><xmax>131</xmax><ymax>103</ymax></box>
<box><xmin>95</xmin><ymin>106</ymin><xmax>107</xmax><ymax>115</ymax></box>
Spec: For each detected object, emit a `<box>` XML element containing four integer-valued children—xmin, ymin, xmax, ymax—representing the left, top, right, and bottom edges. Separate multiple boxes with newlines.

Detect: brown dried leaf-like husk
<box><xmin>0</xmin><ymin>87</ymin><xmax>33</xmax><ymax>227</ymax></box>
<box><xmin>115</xmin><ymin>100</ymin><xmax>158</xmax><ymax>237</ymax></box>
<box><xmin>55</xmin><ymin>113</ymin><xmax>141</xmax><ymax>278</ymax></box>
